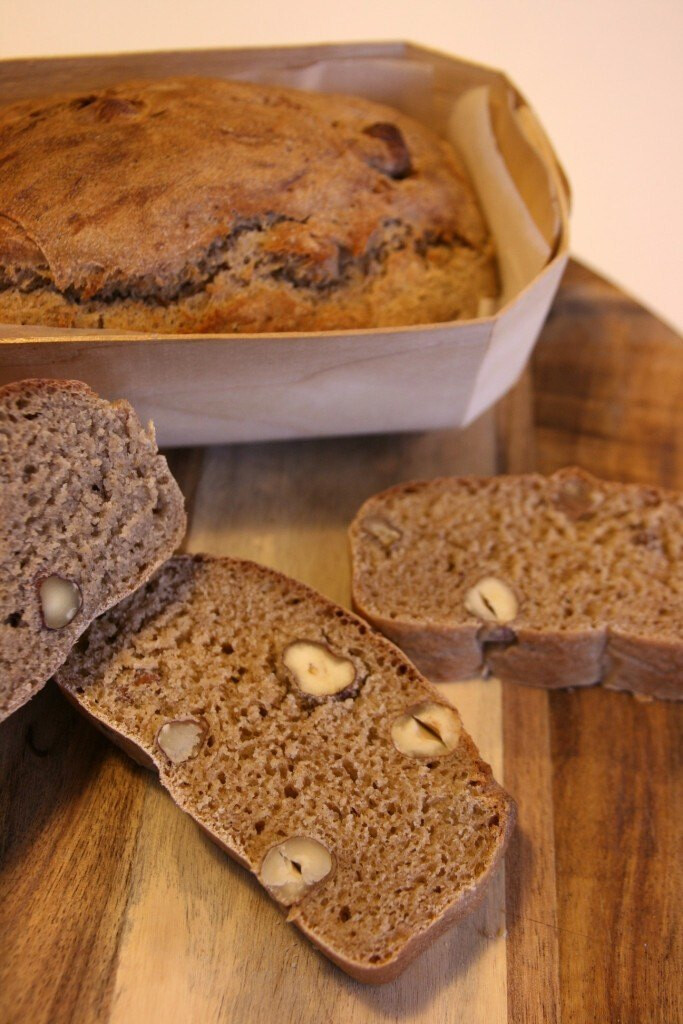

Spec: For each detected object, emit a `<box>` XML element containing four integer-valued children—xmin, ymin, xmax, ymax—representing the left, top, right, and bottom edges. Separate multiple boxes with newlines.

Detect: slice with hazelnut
<box><xmin>362</xmin><ymin>516</ymin><xmax>402</xmax><ymax>551</ymax></box>
<box><xmin>156</xmin><ymin>717</ymin><xmax>207</xmax><ymax>764</ymax></box>
<box><xmin>391</xmin><ymin>702</ymin><xmax>461</xmax><ymax>758</ymax></box>
<box><xmin>464</xmin><ymin>577</ymin><xmax>518</xmax><ymax>624</ymax></box>
<box><xmin>260</xmin><ymin>837</ymin><xmax>333</xmax><ymax>906</ymax></box>
<box><xmin>283</xmin><ymin>640</ymin><xmax>357</xmax><ymax>697</ymax></box>
<box><xmin>38</xmin><ymin>575</ymin><xmax>82</xmax><ymax>630</ymax></box>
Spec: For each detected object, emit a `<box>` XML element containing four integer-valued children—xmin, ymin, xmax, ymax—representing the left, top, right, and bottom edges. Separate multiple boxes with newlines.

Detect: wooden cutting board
<box><xmin>0</xmin><ymin>261</ymin><xmax>680</xmax><ymax>1023</ymax></box>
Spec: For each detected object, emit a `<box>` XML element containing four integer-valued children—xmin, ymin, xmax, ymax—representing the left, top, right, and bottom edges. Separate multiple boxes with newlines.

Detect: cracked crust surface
<box><xmin>0</xmin><ymin>76</ymin><xmax>496</xmax><ymax>333</ymax></box>
<box><xmin>349</xmin><ymin>468</ymin><xmax>683</xmax><ymax>700</ymax></box>
<box><xmin>57</xmin><ymin>553</ymin><xmax>513</xmax><ymax>982</ymax></box>
<box><xmin>0</xmin><ymin>378</ymin><xmax>186</xmax><ymax>721</ymax></box>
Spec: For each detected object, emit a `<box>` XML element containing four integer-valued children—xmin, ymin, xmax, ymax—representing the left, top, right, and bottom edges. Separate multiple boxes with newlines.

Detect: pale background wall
<box><xmin>3</xmin><ymin>0</ymin><xmax>682</xmax><ymax>331</ymax></box>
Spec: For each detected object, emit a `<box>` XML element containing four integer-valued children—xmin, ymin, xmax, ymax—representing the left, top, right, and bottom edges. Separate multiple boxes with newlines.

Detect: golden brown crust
<box><xmin>0</xmin><ymin>76</ymin><xmax>496</xmax><ymax>333</ymax></box>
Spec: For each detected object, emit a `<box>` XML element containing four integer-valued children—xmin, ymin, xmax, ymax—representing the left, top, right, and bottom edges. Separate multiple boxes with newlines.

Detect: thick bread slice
<box><xmin>350</xmin><ymin>468</ymin><xmax>683</xmax><ymax>700</ymax></box>
<box><xmin>0</xmin><ymin>379</ymin><xmax>185</xmax><ymax>721</ymax></box>
<box><xmin>56</xmin><ymin>554</ymin><xmax>514</xmax><ymax>983</ymax></box>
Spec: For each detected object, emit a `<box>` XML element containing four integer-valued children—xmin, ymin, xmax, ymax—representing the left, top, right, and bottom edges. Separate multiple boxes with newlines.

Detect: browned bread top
<box><xmin>57</xmin><ymin>553</ymin><xmax>513</xmax><ymax>982</ymax></box>
<box><xmin>0</xmin><ymin>378</ymin><xmax>186</xmax><ymax>721</ymax></box>
<box><xmin>0</xmin><ymin>76</ymin><xmax>496</xmax><ymax>333</ymax></box>
<box><xmin>349</xmin><ymin>468</ymin><xmax>683</xmax><ymax>699</ymax></box>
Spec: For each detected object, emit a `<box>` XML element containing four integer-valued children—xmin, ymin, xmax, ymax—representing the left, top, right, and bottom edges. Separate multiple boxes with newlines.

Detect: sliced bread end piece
<box><xmin>349</xmin><ymin>468</ymin><xmax>683</xmax><ymax>700</ymax></box>
<box><xmin>57</xmin><ymin>554</ymin><xmax>514</xmax><ymax>982</ymax></box>
<box><xmin>0</xmin><ymin>378</ymin><xmax>186</xmax><ymax>721</ymax></box>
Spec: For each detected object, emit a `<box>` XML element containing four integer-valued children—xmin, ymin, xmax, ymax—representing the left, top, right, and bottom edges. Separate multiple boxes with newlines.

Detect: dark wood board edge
<box><xmin>499</xmin><ymin>258</ymin><xmax>683</xmax><ymax>1024</ymax></box>
<box><xmin>0</xmin><ymin>685</ymin><xmax>146</xmax><ymax>1024</ymax></box>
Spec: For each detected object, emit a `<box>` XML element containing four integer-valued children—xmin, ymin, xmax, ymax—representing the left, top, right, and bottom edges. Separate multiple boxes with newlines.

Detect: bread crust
<box><xmin>0</xmin><ymin>77</ymin><xmax>496</xmax><ymax>334</ymax></box>
<box><xmin>350</xmin><ymin>469</ymin><xmax>683</xmax><ymax>700</ymax></box>
<box><xmin>57</xmin><ymin>553</ymin><xmax>514</xmax><ymax>982</ymax></box>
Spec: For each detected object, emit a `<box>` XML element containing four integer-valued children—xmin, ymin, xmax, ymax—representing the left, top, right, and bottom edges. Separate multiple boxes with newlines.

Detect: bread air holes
<box><xmin>71</xmin><ymin>95</ymin><xmax>97</xmax><ymax>109</ymax></box>
<box><xmin>4</xmin><ymin>611</ymin><xmax>22</xmax><ymax>628</ymax></box>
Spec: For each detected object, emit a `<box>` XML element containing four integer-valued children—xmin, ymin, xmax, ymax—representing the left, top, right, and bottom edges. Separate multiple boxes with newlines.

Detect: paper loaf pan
<box><xmin>0</xmin><ymin>41</ymin><xmax>570</xmax><ymax>447</ymax></box>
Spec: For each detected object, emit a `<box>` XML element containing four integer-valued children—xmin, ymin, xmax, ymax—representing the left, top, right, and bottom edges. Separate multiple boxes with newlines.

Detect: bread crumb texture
<box><xmin>57</xmin><ymin>554</ymin><xmax>512</xmax><ymax>978</ymax></box>
<box><xmin>0</xmin><ymin>379</ymin><xmax>185</xmax><ymax>720</ymax></box>
<box><xmin>350</xmin><ymin>468</ymin><xmax>683</xmax><ymax>696</ymax></box>
<box><xmin>0</xmin><ymin>77</ymin><xmax>496</xmax><ymax>334</ymax></box>
<box><xmin>351</xmin><ymin>469</ymin><xmax>683</xmax><ymax>633</ymax></box>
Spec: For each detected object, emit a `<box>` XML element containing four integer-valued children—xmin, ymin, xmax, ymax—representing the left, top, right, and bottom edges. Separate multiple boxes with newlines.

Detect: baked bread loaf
<box><xmin>0</xmin><ymin>379</ymin><xmax>185</xmax><ymax>721</ymax></box>
<box><xmin>0</xmin><ymin>76</ymin><xmax>496</xmax><ymax>334</ymax></box>
<box><xmin>57</xmin><ymin>553</ymin><xmax>514</xmax><ymax>982</ymax></box>
<box><xmin>349</xmin><ymin>468</ymin><xmax>683</xmax><ymax>700</ymax></box>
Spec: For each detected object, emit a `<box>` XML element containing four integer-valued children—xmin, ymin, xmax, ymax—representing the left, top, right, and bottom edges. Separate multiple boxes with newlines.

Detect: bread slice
<box><xmin>0</xmin><ymin>379</ymin><xmax>186</xmax><ymax>721</ymax></box>
<box><xmin>56</xmin><ymin>553</ymin><xmax>514</xmax><ymax>983</ymax></box>
<box><xmin>349</xmin><ymin>468</ymin><xmax>683</xmax><ymax>700</ymax></box>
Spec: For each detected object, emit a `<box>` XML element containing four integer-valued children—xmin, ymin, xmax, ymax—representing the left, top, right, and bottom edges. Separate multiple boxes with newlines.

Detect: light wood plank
<box><xmin>502</xmin><ymin>685</ymin><xmax>560</xmax><ymax>1024</ymax></box>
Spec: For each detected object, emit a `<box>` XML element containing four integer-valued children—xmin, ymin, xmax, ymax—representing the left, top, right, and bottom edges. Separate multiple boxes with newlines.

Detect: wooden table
<box><xmin>1</xmin><ymin>260</ymin><xmax>680</xmax><ymax>1023</ymax></box>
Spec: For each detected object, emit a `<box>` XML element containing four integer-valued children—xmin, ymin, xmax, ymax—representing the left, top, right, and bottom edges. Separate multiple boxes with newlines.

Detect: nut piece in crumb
<box><xmin>283</xmin><ymin>640</ymin><xmax>357</xmax><ymax>697</ymax></box>
<box><xmin>552</xmin><ymin>474</ymin><xmax>604</xmax><ymax>520</ymax></box>
<box><xmin>362</xmin><ymin>122</ymin><xmax>413</xmax><ymax>179</ymax></box>
<box><xmin>156</xmin><ymin>717</ymin><xmax>207</xmax><ymax>764</ymax></box>
<box><xmin>362</xmin><ymin>515</ymin><xmax>402</xmax><ymax>550</ymax></box>
<box><xmin>391</xmin><ymin>701</ymin><xmax>461</xmax><ymax>758</ymax></box>
<box><xmin>38</xmin><ymin>575</ymin><xmax>82</xmax><ymax>629</ymax></box>
<box><xmin>260</xmin><ymin>836</ymin><xmax>333</xmax><ymax>906</ymax></box>
<box><xmin>464</xmin><ymin>577</ymin><xmax>518</xmax><ymax>624</ymax></box>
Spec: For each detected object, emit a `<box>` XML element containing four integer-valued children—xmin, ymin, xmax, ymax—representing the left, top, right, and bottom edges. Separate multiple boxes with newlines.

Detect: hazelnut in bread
<box><xmin>57</xmin><ymin>553</ymin><xmax>514</xmax><ymax>983</ymax></box>
<box><xmin>349</xmin><ymin>468</ymin><xmax>683</xmax><ymax>700</ymax></box>
<box><xmin>0</xmin><ymin>379</ymin><xmax>186</xmax><ymax>721</ymax></box>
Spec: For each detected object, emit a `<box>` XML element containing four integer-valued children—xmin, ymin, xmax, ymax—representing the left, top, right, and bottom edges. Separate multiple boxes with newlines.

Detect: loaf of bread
<box><xmin>0</xmin><ymin>76</ymin><xmax>496</xmax><ymax>334</ymax></box>
<box><xmin>0</xmin><ymin>379</ymin><xmax>185</xmax><ymax>722</ymax></box>
<box><xmin>349</xmin><ymin>468</ymin><xmax>683</xmax><ymax>700</ymax></box>
<box><xmin>57</xmin><ymin>553</ymin><xmax>514</xmax><ymax>982</ymax></box>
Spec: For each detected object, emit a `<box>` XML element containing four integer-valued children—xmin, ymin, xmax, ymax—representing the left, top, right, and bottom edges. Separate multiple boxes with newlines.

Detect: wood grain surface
<box><xmin>0</xmin><ymin>260</ymin><xmax>681</xmax><ymax>1023</ymax></box>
